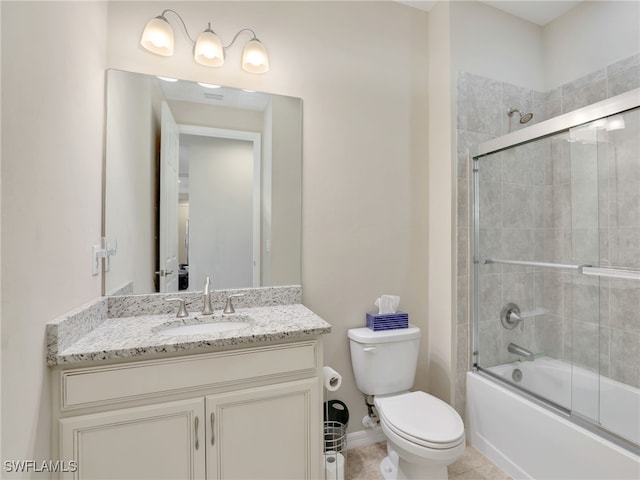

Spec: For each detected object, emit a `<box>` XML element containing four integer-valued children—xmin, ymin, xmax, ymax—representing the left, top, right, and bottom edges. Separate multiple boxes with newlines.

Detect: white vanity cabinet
<box><xmin>52</xmin><ymin>340</ymin><xmax>323</xmax><ymax>480</ymax></box>
<box><xmin>59</xmin><ymin>398</ymin><xmax>205</xmax><ymax>479</ymax></box>
<box><xmin>206</xmin><ymin>378</ymin><xmax>320</xmax><ymax>479</ymax></box>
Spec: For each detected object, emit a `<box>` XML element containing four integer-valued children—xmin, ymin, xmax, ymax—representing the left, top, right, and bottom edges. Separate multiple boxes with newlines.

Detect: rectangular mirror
<box><xmin>104</xmin><ymin>70</ymin><xmax>302</xmax><ymax>295</ymax></box>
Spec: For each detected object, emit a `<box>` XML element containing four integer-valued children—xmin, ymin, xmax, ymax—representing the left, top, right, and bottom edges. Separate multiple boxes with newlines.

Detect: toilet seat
<box><xmin>375</xmin><ymin>391</ymin><xmax>465</xmax><ymax>450</ymax></box>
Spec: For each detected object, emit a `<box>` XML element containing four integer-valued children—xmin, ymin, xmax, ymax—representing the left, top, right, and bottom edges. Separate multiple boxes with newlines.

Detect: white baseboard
<box><xmin>346</xmin><ymin>427</ymin><xmax>386</xmax><ymax>450</ymax></box>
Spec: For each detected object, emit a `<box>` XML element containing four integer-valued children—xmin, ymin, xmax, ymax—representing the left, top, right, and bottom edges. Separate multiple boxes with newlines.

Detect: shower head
<box><xmin>507</xmin><ymin>108</ymin><xmax>534</xmax><ymax>124</ymax></box>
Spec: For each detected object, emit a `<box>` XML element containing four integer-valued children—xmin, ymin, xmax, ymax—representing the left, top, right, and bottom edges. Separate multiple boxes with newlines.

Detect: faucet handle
<box><xmin>500</xmin><ymin>303</ymin><xmax>522</xmax><ymax>330</ymax></box>
<box><xmin>223</xmin><ymin>294</ymin><xmax>244</xmax><ymax>315</ymax></box>
<box><xmin>166</xmin><ymin>297</ymin><xmax>189</xmax><ymax>318</ymax></box>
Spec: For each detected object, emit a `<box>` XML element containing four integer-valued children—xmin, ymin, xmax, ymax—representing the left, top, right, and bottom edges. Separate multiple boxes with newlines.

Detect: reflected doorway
<box><xmin>177</xmin><ymin>127</ymin><xmax>261</xmax><ymax>291</ymax></box>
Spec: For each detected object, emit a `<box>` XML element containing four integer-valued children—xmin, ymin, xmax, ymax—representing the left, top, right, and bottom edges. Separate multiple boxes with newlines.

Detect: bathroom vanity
<box><xmin>47</xmin><ymin>286</ymin><xmax>330</xmax><ymax>479</ymax></box>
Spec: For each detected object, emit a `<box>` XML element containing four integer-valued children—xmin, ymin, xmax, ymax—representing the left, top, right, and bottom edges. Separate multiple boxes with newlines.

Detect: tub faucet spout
<box><xmin>508</xmin><ymin>343</ymin><xmax>535</xmax><ymax>361</ymax></box>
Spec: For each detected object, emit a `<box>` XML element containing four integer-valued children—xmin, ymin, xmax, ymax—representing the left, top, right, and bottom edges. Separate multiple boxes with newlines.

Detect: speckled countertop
<box><xmin>47</xmin><ymin>286</ymin><xmax>331</xmax><ymax>366</ymax></box>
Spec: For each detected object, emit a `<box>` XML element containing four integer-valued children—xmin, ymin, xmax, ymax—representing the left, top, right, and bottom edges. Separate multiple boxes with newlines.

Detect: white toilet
<box><xmin>348</xmin><ymin>326</ymin><xmax>465</xmax><ymax>480</ymax></box>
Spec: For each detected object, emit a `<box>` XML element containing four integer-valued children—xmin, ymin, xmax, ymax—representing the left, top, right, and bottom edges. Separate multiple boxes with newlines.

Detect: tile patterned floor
<box><xmin>345</xmin><ymin>442</ymin><xmax>512</xmax><ymax>480</ymax></box>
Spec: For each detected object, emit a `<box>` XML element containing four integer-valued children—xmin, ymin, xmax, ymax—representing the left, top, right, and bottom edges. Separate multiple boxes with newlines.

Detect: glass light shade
<box><xmin>242</xmin><ymin>39</ymin><xmax>269</xmax><ymax>74</ymax></box>
<box><xmin>194</xmin><ymin>30</ymin><xmax>224</xmax><ymax>67</ymax></box>
<box><xmin>140</xmin><ymin>16</ymin><xmax>174</xmax><ymax>56</ymax></box>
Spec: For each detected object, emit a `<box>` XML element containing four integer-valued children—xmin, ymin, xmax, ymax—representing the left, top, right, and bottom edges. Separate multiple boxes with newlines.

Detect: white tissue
<box><xmin>375</xmin><ymin>295</ymin><xmax>400</xmax><ymax>314</ymax></box>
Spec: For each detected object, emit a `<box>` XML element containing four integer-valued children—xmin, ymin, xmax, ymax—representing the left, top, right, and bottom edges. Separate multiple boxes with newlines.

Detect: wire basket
<box><xmin>323</xmin><ymin>421</ymin><xmax>346</xmax><ymax>480</ymax></box>
<box><xmin>323</xmin><ymin>420</ymin><xmax>347</xmax><ymax>453</ymax></box>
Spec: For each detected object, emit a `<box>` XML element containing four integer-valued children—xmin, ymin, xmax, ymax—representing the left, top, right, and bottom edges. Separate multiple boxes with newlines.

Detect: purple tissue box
<box><xmin>366</xmin><ymin>312</ymin><xmax>409</xmax><ymax>331</ymax></box>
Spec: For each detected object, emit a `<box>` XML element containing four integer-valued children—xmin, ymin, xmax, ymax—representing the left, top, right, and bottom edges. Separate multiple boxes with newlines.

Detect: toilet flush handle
<box><xmin>363</xmin><ymin>346</ymin><xmax>377</xmax><ymax>352</ymax></box>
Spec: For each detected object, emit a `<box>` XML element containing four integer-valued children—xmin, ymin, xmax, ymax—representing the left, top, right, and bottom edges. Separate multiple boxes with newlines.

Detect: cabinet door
<box><xmin>206</xmin><ymin>378</ymin><xmax>321</xmax><ymax>479</ymax></box>
<box><xmin>60</xmin><ymin>398</ymin><xmax>205</xmax><ymax>480</ymax></box>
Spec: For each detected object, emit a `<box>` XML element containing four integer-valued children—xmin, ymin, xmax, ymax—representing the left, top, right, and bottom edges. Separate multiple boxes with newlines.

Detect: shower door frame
<box><xmin>470</xmin><ymin>88</ymin><xmax>640</xmax><ymax>454</ymax></box>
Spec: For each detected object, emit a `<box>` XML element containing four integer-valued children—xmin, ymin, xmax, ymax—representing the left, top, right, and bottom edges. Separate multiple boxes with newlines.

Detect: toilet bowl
<box><xmin>375</xmin><ymin>391</ymin><xmax>465</xmax><ymax>480</ymax></box>
<box><xmin>348</xmin><ymin>326</ymin><xmax>465</xmax><ymax>480</ymax></box>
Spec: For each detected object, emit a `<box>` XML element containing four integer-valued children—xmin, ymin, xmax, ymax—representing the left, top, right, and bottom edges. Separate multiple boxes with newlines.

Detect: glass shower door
<box><xmin>570</xmin><ymin>108</ymin><xmax>640</xmax><ymax>446</ymax></box>
<box><xmin>473</xmin><ymin>130</ymin><xmax>576</xmax><ymax>410</ymax></box>
<box><xmin>473</xmin><ymin>102</ymin><xmax>640</xmax><ymax>451</ymax></box>
<box><xmin>567</xmin><ymin>121</ymin><xmax>601</xmax><ymax>424</ymax></box>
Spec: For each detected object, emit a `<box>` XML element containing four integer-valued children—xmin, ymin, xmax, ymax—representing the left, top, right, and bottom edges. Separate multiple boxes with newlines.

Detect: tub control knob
<box><xmin>500</xmin><ymin>303</ymin><xmax>522</xmax><ymax>330</ymax></box>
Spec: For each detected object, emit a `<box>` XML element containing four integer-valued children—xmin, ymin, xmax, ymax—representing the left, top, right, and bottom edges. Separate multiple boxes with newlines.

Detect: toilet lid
<box><xmin>376</xmin><ymin>391</ymin><xmax>464</xmax><ymax>449</ymax></box>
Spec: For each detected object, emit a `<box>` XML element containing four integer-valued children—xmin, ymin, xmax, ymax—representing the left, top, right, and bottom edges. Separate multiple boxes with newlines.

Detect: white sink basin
<box><xmin>157</xmin><ymin>316</ymin><xmax>253</xmax><ymax>336</ymax></box>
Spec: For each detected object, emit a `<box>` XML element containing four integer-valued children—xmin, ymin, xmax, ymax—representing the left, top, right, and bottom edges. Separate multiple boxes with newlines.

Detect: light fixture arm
<box><xmin>224</xmin><ymin>28</ymin><xmax>260</xmax><ymax>50</ymax></box>
<box><xmin>159</xmin><ymin>9</ymin><xmax>197</xmax><ymax>44</ymax></box>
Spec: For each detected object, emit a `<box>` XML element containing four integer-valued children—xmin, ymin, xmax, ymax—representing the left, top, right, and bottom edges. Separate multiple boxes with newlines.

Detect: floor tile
<box><xmin>343</xmin><ymin>442</ymin><xmax>511</xmax><ymax>480</ymax></box>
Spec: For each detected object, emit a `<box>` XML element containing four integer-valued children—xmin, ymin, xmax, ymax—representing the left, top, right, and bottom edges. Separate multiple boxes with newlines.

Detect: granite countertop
<box><xmin>47</xmin><ymin>287</ymin><xmax>331</xmax><ymax>366</ymax></box>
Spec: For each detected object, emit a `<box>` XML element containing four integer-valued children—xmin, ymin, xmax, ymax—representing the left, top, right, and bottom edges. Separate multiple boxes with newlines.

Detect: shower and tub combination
<box><xmin>467</xmin><ymin>88</ymin><xmax>640</xmax><ymax>479</ymax></box>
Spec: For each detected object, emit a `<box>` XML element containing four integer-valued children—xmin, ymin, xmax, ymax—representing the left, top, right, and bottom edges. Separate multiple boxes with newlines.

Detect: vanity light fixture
<box><xmin>140</xmin><ymin>9</ymin><xmax>269</xmax><ymax>73</ymax></box>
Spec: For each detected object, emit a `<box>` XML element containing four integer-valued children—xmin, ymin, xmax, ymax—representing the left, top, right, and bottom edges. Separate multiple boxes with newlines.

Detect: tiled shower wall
<box><xmin>454</xmin><ymin>54</ymin><xmax>640</xmax><ymax>417</ymax></box>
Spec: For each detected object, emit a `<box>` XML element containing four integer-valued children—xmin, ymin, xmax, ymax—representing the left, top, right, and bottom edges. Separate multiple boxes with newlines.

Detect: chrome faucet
<box><xmin>508</xmin><ymin>342</ymin><xmax>535</xmax><ymax>361</ymax></box>
<box><xmin>202</xmin><ymin>276</ymin><xmax>213</xmax><ymax>315</ymax></box>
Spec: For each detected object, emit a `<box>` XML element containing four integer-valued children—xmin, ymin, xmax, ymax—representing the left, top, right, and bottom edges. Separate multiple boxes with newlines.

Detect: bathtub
<box><xmin>467</xmin><ymin>357</ymin><xmax>640</xmax><ymax>480</ymax></box>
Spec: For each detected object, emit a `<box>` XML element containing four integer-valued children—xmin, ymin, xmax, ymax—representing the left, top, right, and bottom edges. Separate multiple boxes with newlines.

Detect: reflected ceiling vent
<box><xmin>203</xmin><ymin>92</ymin><xmax>224</xmax><ymax>101</ymax></box>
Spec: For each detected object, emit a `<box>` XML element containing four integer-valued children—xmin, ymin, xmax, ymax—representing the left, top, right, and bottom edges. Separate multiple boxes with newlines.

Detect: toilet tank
<box><xmin>348</xmin><ymin>326</ymin><xmax>421</xmax><ymax>396</ymax></box>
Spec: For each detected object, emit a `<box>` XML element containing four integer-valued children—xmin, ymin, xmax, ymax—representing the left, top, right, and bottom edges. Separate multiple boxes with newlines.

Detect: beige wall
<box><xmin>1</xmin><ymin>0</ymin><xmax>108</xmax><ymax>467</ymax></box>
<box><xmin>427</xmin><ymin>1</ymin><xmax>453</xmax><ymax>403</ymax></box>
<box><xmin>450</xmin><ymin>0</ymin><xmax>545</xmax><ymax>91</ymax></box>
<box><xmin>107</xmin><ymin>2</ymin><xmax>430</xmax><ymax>436</ymax></box>
<box><xmin>543</xmin><ymin>0</ymin><xmax>640</xmax><ymax>89</ymax></box>
<box><xmin>107</xmin><ymin>0</ymin><xmax>431</xmax><ymax>438</ymax></box>
<box><xmin>0</xmin><ymin>0</ymin><xmax>3</xmax><ymax>464</ymax></box>
<box><xmin>1</xmin><ymin>1</ymin><xmax>430</xmax><ymax>467</ymax></box>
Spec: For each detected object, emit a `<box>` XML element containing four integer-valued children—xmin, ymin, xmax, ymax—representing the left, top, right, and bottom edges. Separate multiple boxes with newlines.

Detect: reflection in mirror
<box><xmin>104</xmin><ymin>70</ymin><xmax>302</xmax><ymax>295</ymax></box>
